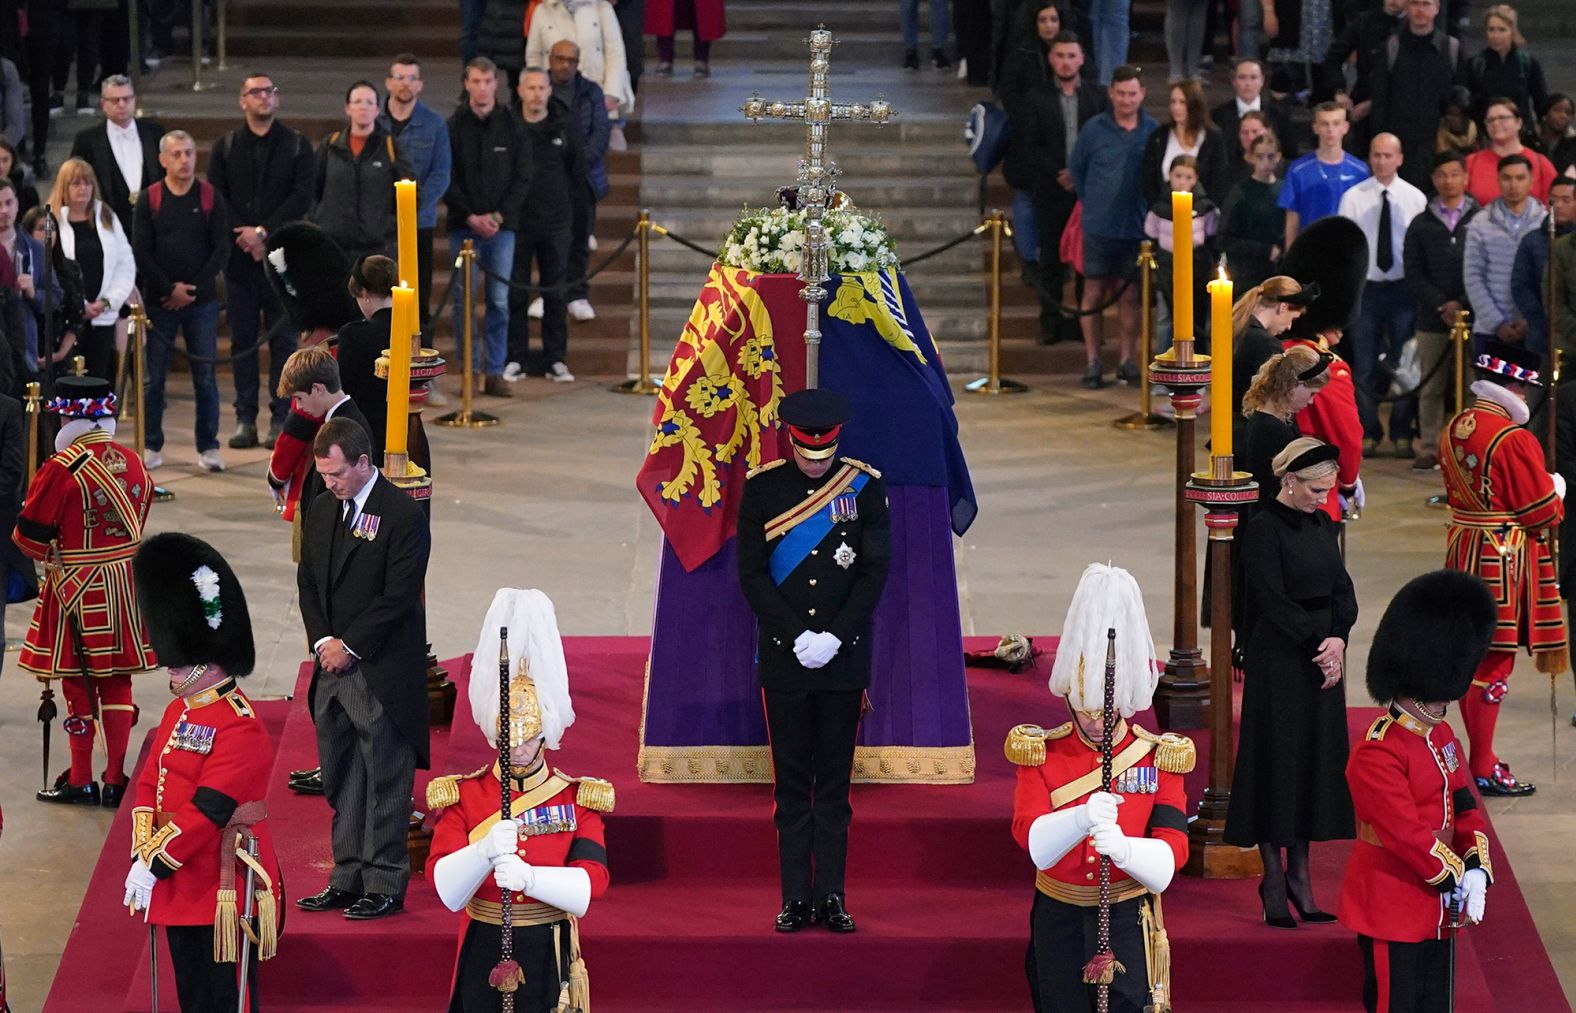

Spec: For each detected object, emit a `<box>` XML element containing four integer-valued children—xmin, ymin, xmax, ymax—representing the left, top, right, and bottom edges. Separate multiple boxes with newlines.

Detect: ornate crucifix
<box><xmin>741</xmin><ymin>26</ymin><xmax>895</xmax><ymax>388</ymax></box>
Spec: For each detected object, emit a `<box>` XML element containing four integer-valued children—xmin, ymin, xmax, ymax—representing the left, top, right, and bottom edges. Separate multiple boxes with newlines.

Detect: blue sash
<box><xmin>768</xmin><ymin>472</ymin><xmax>868</xmax><ymax>585</ymax></box>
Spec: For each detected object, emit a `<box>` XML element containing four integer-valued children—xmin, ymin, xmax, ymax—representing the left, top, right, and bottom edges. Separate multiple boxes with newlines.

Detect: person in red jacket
<box><xmin>1339</xmin><ymin>569</ymin><xmax>1500</xmax><ymax>1013</ymax></box>
<box><xmin>1286</xmin><ymin>328</ymin><xmax>1365</xmax><ymax>522</ymax></box>
<box><xmin>1008</xmin><ymin>562</ymin><xmax>1194</xmax><ymax>1013</ymax></box>
<box><xmin>1440</xmin><ymin>341</ymin><xmax>1566</xmax><ymax>796</ymax></box>
<box><xmin>427</xmin><ymin>588</ymin><xmax>611</xmax><ymax>1013</ymax></box>
<box><xmin>122</xmin><ymin>533</ymin><xmax>282</xmax><ymax>1011</ymax></box>
<box><xmin>16</xmin><ymin>374</ymin><xmax>157</xmax><ymax>807</ymax></box>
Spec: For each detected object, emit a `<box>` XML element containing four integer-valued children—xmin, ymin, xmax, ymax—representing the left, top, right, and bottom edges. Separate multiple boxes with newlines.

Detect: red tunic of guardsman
<box><xmin>429</xmin><ymin>589</ymin><xmax>610</xmax><ymax>1013</ymax></box>
<box><xmin>17</xmin><ymin>376</ymin><xmax>157</xmax><ymax>807</ymax></box>
<box><xmin>122</xmin><ymin>533</ymin><xmax>282</xmax><ymax>1010</ymax></box>
<box><xmin>1438</xmin><ymin>342</ymin><xmax>1566</xmax><ymax>797</ymax></box>
<box><xmin>1286</xmin><ymin>335</ymin><xmax>1364</xmax><ymax>522</ymax></box>
<box><xmin>1008</xmin><ymin>563</ymin><xmax>1194</xmax><ymax>1013</ymax></box>
<box><xmin>1339</xmin><ymin>570</ymin><xmax>1501</xmax><ymax>1013</ymax></box>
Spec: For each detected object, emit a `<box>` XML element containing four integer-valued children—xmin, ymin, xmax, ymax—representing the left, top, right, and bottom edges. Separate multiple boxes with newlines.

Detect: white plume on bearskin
<box><xmin>468</xmin><ymin>588</ymin><xmax>574</xmax><ymax>750</ymax></box>
<box><xmin>1048</xmin><ymin>563</ymin><xmax>1159</xmax><ymax>717</ymax></box>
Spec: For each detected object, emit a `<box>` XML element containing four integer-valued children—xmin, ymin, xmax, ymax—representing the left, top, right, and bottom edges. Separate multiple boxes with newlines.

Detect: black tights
<box><xmin>1259</xmin><ymin>840</ymin><xmax>1321</xmax><ymax>914</ymax></box>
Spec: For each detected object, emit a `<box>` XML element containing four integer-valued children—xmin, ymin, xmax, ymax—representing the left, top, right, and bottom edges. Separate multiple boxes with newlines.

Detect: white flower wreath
<box><xmin>717</xmin><ymin>205</ymin><xmax>901</xmax><ymax>275</ymax></box>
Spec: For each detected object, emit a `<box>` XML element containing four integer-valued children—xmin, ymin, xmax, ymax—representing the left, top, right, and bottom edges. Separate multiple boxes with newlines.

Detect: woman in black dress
<box><xmin>1240</xmin><ymin>345</ymin><xmax>1332</xmax><ymax>509</ymax></box>
<box><xmin>334</xmin><ymin>254</ymin><xmax>430</xmax><ymax>473</ymax></box>
<box><xmin>1225</xmin><ymin>437</ymin><xmax>1357</xmax><ymax>929</ymax></box>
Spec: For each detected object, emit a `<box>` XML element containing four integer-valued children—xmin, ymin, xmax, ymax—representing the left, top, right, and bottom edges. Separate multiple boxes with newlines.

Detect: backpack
<box><xmin>326</xmin><ymin>130</ymin><xmax>398</xmax><ymax>165</ymax></box>
<box><xmin>146</xmin><ymin>178</ymin><xmax>215</xmax><ymax>218</ymax></box>
<box><xmin>1385</xmin><ymin>31</ymin><xmax>1460</xmax><ymax>73</ymax></box>
<box><xmin>965</xmin><ymin>100</ymin><xmax>1012</xmax><ymax>175</ymax></box>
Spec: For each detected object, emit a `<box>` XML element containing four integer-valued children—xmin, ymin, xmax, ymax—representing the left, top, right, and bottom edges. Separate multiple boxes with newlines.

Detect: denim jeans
<box><xmin>1089</xmin><ymin>0</ymin><xmax>1130</xmax><ymax>84</ymax></box>
<box><xmin>899</xmin><ymin>0</ymin><xmax>949</xmax><ymax>49</ymax></box>
<box><xmin>1238</xmin><ymin>0</ymin><xmax>1262</xmax><ymax>58</ymax></box>
<box><xmin>1011</xmin><ymin>189</ymin><xmax>1040</xmax><ymax>263</ymax></box>
<box><xmin>1349</xmin><ymin>279</ymin><xmax>1418</xmax><ymax>442</ymax></box>
<box><xmin>459</xmin><ymin>0</ymin><xmax>486</xmax><ymax>62</ymax></box>
<box><xmin>145</xmin><ymin>299</ymin><xmax>221</xmax><ymax>454</ymax></box>
<box><xmin>450</xmin><ymin>227</ymin><xmax>516</xmax><ymax>377</ymax></box>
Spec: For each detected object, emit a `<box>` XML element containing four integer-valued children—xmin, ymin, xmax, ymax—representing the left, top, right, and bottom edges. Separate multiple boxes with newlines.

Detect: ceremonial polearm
<box><xmin>1082</xmin><ymin>629</ymin><xmax>1122</xmax><ymax>1012</ymax></box>
<box><xmin>490</xmin><ymin>629</ymin><xmax>522</xmax><ymax>1012</ymax></box>
<box><xmin>740</xmin><ymin>25</ymin><xmax>894</xmax><ymax>388</ymax></box>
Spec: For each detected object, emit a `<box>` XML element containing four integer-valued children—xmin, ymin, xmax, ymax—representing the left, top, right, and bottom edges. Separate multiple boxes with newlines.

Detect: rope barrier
<box><xmin>472</xmin><ymin>229</ymin><xmax>639</xmax><ymax>296</ymax></box>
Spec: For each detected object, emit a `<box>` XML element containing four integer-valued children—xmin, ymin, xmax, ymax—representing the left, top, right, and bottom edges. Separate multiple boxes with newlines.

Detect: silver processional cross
<box><xmin>741</xmin><ymin>26</ymin><xmax>895</xmax><ymax>388</ymax></box>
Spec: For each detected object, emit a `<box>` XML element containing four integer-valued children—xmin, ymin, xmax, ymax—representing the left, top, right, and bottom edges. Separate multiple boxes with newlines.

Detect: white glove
<box><xmin>1551</xmin><ymin>473</ymin><xmax>1568</xmax><ymax>501</ymax></box>
<box><xmin>492</xmin><ymin>854</ymin><xmax>535</xmax><ymax>893</ymax></box>
<box><xmin>478</xmin><ymin>820</ymin><xmax>519</xmax><ymax>861</ymax></box>
<box><xmin>797</xmin><ymin>632</ymin><xmax>842</xmax><ymax>669</ymax></box>
<box><xmin>1353</xmin><ymin>477</ymin><xmax>1365</xmax><ymax>510</ymax></box>
<box><xmin>123</xmin><ymin>858</ymin><xmax>156</xmax><ymax>916</ymax></box>
<box><xmin>1077</xmin><ymin>791</ymin><xmax>1123</xmax><ymax>831</ymax></box>
<box><xmin>1089</xmin><ymin>822</ymin><xmax>1133</xmax><ymax>864</ymax></box>
<box><xmin>1456</xmin><ymin>867</ymin><xmax>1488</xmax><ymax>924</ymax></box>
<box><xmin>793</xmin><ymin>630</ymin><xmax>816</xmax><ymax>654</ymax></box>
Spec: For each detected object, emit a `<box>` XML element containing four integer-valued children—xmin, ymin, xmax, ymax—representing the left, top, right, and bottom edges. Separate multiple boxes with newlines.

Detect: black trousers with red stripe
<box><xmin>165</xmin><ymin>924</ymin><xmax>259</xmax><ymax>1012</ymax></box>
<box><xmin>1358</xmin><ymin>934</ymin><xmax>1452</xmax><ymax>1013</ymax></box>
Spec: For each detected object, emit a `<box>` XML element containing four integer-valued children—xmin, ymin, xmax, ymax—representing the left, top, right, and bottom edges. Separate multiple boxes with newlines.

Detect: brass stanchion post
<box><xmin>129</xmin><ymin>304</ymin><xmax>174</xmax><ymax>501</ymax></box>
<box><xmin>1114</xmin><ymin>240</ymin><xmax>1173</xmax><ymax>430</ymax></box>
<box><xmin>436</xmin><ymin>240</ymin><xmax>499</xmax><ymax>428</ymax></box>
<box><xmin>215</xmin><ymin>0</ymin><xmax>229</xmax><ymax>70</ymax></box>
<box><xmin>1427</xmin><ymin>309</ymin><xmax>1472</xmax><ymax>509</ymax></box>
<box><xmin>612</xmin><ymin>211</ymin><xmax>660</xmax><ymax>395</ymax></box>
<box><xmin>967</xmin><ymin>210</ymin><xmax>1028</xmax><ymax>394</ymax></box>
<box><xmin>188</xmin><ymin>0</ymin><xmax>213</xmax><ymax>91</ymax></box>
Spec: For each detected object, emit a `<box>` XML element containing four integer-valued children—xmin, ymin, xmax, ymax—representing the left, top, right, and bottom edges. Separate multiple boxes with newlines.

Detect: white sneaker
<box><xmin>198</xmin><ymin>449</ymin><xmax>225</xmax><ymax>473</ymax></box>
<box><xmin>548</xmin><ymin>361</ymin><xmax>575</xmax><ymax>383</ymax></box>
<box><xmin>426</xmin><ymin>383</ymin><xmax>450</xmax><ymax>407</ymax></box>
<box><xmin>568</xmin><ymin>299</ymin><xmax>597</xmax><ymax>322</ymax></box>
<box><xmin>502</xmin><ymin>360</ymin><xmax>524</xmax><ymax>381</ymax></box>
<box><xmin>528</xmin><ymin>297</ymin><xmax>544</xmax><ymax>319</ymax></box>
<box><xmin>587</xmin><ymin>235</ymin><xmax>599</xmax><ymax>252</ymax></box>
<box><xmin>143</xmin><ymin>449</ymin><xmax>163</xmax><ymax>470</ymax></box>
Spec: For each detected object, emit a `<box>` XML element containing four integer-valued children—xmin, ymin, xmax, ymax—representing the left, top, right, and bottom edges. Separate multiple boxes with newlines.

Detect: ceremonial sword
<box><xmin>236</xmin><ymin>833</ymin><xmax>260</xmax><ymax>1013</ymax></box>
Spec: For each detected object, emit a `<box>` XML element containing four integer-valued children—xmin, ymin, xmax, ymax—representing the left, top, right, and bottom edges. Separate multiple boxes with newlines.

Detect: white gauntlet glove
<box><xmin>492</xmin><ymin>854</ymin><xmax>535</xmax><ymax>893</ymax></box>
<box><xmin>478</xmin><ymin>820</ymin><xmax>519</xmax><ymax>861</ymax></box>
<box><xmin>123</xmin><ymin>858</ymin><xmax>156</xmax><ymax>916</ymax></box>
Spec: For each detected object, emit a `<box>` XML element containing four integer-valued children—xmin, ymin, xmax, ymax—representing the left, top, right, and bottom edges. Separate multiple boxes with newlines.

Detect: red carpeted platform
<box><xmin>44</xmin><ymin>638</ymin><xmax>1569</xmax><ymax>1012</ymax></box>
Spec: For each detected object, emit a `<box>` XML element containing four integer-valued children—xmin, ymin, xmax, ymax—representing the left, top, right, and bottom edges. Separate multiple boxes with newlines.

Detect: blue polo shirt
<box><xmin>1278</xmin><ymin>151</ymin><xmax>1370</xmax><ymax>226</ymax></box>
<box><xmin>1070</xmin><ymin>109</ymin><xmax>1160</xmax><ymax>240</ymax></box>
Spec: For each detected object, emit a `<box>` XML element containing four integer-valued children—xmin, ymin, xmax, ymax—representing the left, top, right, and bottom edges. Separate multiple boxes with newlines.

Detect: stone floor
<box><xmin>3</xmin><ymin>367</ymin><xmax>1576</xmax><ymax>1009</ymax></box>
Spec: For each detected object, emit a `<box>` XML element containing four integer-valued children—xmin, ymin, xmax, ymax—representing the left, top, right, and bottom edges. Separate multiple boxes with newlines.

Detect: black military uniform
<box><xmin>736</xmin><ymin>389</ymin><xmax>891</xmax><ymax>935</ymax></box>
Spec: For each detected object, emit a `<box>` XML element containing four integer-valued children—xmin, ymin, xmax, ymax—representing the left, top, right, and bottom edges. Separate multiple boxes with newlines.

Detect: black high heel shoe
<box><xmin>1288</xmin><ymin>892</ymin><xmax>1338</xmax><ymax>923</ymax></box>
<box><xmin>1258</xmin><ymin>881</ymin><xmax>1297</xmax><ymax>929</ymax></box>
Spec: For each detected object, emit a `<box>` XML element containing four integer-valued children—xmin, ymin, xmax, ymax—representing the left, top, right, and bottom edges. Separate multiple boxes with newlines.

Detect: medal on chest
<box><xmin>1113</xmin><ymin>765</ymin><xmax>1158</xmax><ymax>795</ymax></box>
<box><xmin>171</xmin><ymin>720</ymin><xmax>216</xmax><ymax>754</ymax></box>
<box><xmin>833</xmin><ymin>541</ymin><xmax>857</xmax><ymax>569</ymax></box>
<box><xmin>1440</xmin><ymin>740</ymin><xmax>1460</xmax><ymax>773</ymax></box>
<box><xmin>518</xmin><ymin>803</ymin><xmax>577</xmax><ymax>837</ymax></box>
<box><xmin>351</xmin><ymin>512</ymin><xmax>380</xmax><ymax>541</ymax></box>
<box><xmin>830</xmin><ymin>492</ymin><xmax>859</xmax><ymax>523</ymax></box>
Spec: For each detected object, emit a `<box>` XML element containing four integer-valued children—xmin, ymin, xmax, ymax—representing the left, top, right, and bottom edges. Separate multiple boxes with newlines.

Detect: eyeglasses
<box><xmin>243</xmin><ymin>86</ymin><xmax>278</xmax><ymax>98</ymax></box>
<box><xmin>389</xmin><ymin>73</ymin><xmax>421</xmax><ymax>83</ymax></box>
<box><xmin>1485</xmin><ymin>114</ymin><xmax>1517</xmax><ymax>124</ymax></box>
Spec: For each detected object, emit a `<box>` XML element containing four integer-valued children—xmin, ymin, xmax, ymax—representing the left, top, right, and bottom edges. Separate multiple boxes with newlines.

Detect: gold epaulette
<box><xmin>425</xmin><ymin>766</ymin><xmax>489</xmax><ymax>811</ymax></box>
<box><xmin>1131</xmin><ymin>725</ymin><xmax>1196</xmax><ymax>774</ymax></box>
<box><xmin>568</xmin><ymin>774</ymin><xmax>615</xmax><ymax>812</ymax></box>
<box><xmin>842</xmin><ymin>457</ymin><xmax>882</xmax><ymax>478</ymax></box>
<box><xmin>1005</xmin><ymin>722</ymin><xmax>1071</xmax><ymax>766</ymax></box>
<box><xmin>747</xmin><ymin>458</ymin><xmax>787</xmax><ymax>479</ymax></box>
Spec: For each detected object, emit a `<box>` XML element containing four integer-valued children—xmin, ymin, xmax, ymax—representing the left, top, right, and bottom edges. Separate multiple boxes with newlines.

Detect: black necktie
<box><xmin>342</xmin><ymin>503</ymin><xmax>357</xmax><ymax>539</ymax></box>
<box><xmin>1376</xmin><ymin>189</ymin><xmax>1394</xmax><ymax>272</ymax></box>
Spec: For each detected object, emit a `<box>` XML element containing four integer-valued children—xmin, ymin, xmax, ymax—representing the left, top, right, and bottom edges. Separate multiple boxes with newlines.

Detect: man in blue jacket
<box><xmin>1069</xmin><ymin>65</ymin><xmax>1157</xmax><ymax>390</ymax></box>
<box><xmin>1511</xmin><ymin>177</ymin><xmax>1575</xmax><ymax>358</ymax></box>
<box><xmin>380</xmin><ymin>53</ymin><xmax>453</xmax><ymax>329</ymax></box>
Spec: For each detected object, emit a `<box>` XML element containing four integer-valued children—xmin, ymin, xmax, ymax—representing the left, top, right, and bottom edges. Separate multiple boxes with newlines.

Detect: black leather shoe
<box><xmin>288</xmin><ymin>770</ymin><xmax>325</xmax><ymax>795</ymax></box>
<box><xmin>1475</xmin><ymin>763</ymin><xmax>1535</xmax><ymax>797</ymax></box>
<box><xmin>101</xmin><ymin>781</ymin><xmax>128</xmax><ymax>808</ymax></box>
<box><xmin>37</xmin><ymin>780</ymin><xmax>99</xmax><ymax>805</ymax></box>
<box><xmin>774</xmin><ymin>900</ymin><xmax>812</xmax><ymax>933</ymax></box>
<box><xmin>289</xmin><ymin>766</ymin><xmax>320</xmax><ymax>781</ymax></box>
<box><xmin>815</xmin><ymin>893</ymin><xmax>856</xmax><ymax>933</ymax></box>
<box><xmin>296</xmin><ymin>886</ymin><xmax>361</xmax><ymax>912</ymax></box>
<box><xmin>344</xmin><ymin>893</ymin><xmax>403</xmax><ymax>920</ymax></box>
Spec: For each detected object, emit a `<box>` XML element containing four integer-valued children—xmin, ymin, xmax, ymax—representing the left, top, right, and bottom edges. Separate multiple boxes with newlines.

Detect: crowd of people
<box><xmin>996</xmin><ymin>0</ymin><xmax>1576</xmax><ymax>409</ymax></box>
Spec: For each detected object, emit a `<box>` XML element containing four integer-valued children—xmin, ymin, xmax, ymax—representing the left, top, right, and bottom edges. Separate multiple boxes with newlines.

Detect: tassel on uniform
<box><xmin>255</xmin><ymin>888</ymin><xmax>278</xmax><ymax>961</ymax></box>
<box><xmin>490</xmin><ymin>959</ymin><xmax>524</xmax><ymax>994</ymax></box>
<box><xmin>1081</xmin><ymin>950</ymin><xmax>1125</xmax><ymax>985</ymax></box>
<box><xmin>213</xmin><ymin>889</ymin><xmax>239</xmax><ymax>962</ymax></box>
<box><xmin>1536</xmin><ymin>646</ymin><xmax>1568</xmax><ymax>676</ymax></box>
<box><xmin>1141</xmin><ymin>894</ymin><xmax>1171</xmax><ymax>1000</ymax></box>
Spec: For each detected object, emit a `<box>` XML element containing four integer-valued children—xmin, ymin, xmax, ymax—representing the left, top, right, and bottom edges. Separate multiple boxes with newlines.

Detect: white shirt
<box><xmin>1159</xmin><ymin>130</ymin><xmax>1202</xmax><ymax>189</ymax></box>
<box><xmin>105</xmin><ymin>119</ymin><xmax>145</xmax><ymax>196</ymax></box>
<box><xmin>1336</xmin><ymin>175</ymin><xmax>1427</xmax><ymax>282</ymax></box>
<box><xmin>1235</xmin><ymin>95</ymin><xmax>1262</xmax><ymax>117</ymax></box>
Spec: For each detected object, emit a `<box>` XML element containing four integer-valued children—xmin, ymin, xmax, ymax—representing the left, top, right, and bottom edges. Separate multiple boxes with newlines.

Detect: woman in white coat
<box><xmin>48</xmin><ymin>158</ymin><xmax>135</xmax><ymax>382</ymax></box>
<box><xmin>526</xmin><ymin>0</ymin><xmax>635</xmax><ymax>116</ymax></box>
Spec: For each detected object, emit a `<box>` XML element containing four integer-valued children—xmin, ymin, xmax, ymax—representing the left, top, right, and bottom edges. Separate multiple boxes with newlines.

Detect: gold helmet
<box><xmin>469</xmin><ymin>589</ymin><xmax>573</xmax><ymax>750</ymax></box>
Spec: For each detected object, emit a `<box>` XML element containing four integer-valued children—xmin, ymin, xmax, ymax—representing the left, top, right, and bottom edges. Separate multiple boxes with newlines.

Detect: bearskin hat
<box><xmin>1366</xmin><ymin>570</ymin><xmax>1497</xmax><ymax>705</ymax></box>
<box><xmin>263</xmin><ymin>222</ymin><xmax>361</xmax><ymax>334</ymax></box>
<box><xmin>133</xmin><ymin>533</ymin><xmax>255</xmax><ymax>676</ymax></box>
<box><xmin>1279</xmin><ymin>215</ymin><xmax>1370</xmax><ymax>340</ymax></box>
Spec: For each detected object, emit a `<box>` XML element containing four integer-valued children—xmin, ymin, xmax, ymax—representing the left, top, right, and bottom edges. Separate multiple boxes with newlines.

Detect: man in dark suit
<box><xmin>1000</xmin><ymin>32</ymin><xmax>1108</xmax><ymax>345</ymax></box>
<box><xmin>736</xmin><ymin>389</ymin><xmax>891</xmax><ymax>936</ymax></box>
<box><xmin>1211</xmin><ymin>57</ymin><xmax>1299</xmax><ymax>167</ymax></box>
<box><xmin>294</xmin><ymin>417</ymin><xmax>430</xmax><ymax>920</ymax></box>
<box><xmin>68</xmin><ymin>75</ymin><xmax>162</xmax><ymax>237</ymax></box>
